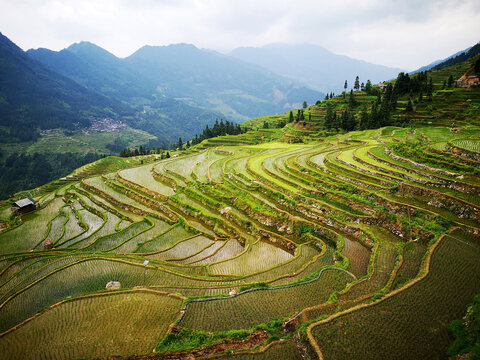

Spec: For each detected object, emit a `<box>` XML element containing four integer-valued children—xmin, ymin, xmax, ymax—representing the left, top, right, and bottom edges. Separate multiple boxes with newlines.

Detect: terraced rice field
<box><xmin>0</xmin><ymin>124</ymin><xmax>479</xmax><ymax>359</ymax></box>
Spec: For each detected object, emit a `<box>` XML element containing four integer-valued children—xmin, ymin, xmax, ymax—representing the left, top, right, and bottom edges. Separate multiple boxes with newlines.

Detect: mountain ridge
<box><xmin>229</xmin><ymin>43</ymin><xmax>404</xmax><ymax>93</ymax></box>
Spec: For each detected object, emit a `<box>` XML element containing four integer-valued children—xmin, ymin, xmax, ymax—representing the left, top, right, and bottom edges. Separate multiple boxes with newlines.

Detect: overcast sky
<box><xmin>1</xmin><ymin>0</ymin><xmax>479</xmax><ymax>70</ymax></box>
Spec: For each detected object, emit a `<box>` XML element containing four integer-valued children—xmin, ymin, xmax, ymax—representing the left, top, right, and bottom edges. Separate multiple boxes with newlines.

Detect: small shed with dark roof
<box><xmin>12</xmin><ymin>197</ymin><xmax>37</xmax><ymax>214</ymax></box>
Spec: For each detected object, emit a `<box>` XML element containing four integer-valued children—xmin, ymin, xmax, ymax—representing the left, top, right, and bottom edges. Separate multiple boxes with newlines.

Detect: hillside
<box><xmin>0</xmin><ymin>55</ymin><xmax>479</xmax><ymax>359</ymax></box>
<box><xmin>246</xmin><ymin>52</ymin><xmax>480</xmax><ymax>144</ymax></box>
<box><xmin>0</xmin><ymin>33</ymin><xmax>128</xmax><ymax>143</ymax></box>
<box><xmin>229</xmin><ymin>43</ymin><xmax>403</xmax><ymax>93</ymax></box>
<box><xmin>27</xmin><ymin>42</ymin><xmax>222</xmax><ymax>143</ymax></box>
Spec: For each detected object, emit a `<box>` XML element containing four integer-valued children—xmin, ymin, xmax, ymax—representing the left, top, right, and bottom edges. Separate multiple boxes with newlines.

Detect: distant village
<box><xmin>88</xmin><ymin>118</ymin><xmax>127</xmax><ymax>132</ymax></box>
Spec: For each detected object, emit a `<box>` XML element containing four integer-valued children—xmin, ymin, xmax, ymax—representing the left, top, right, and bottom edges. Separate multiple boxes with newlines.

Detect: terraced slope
<box><xmin>0</xmin><ymin>122</ymin><xmax>479</xmax><ymax>359</ymax></box>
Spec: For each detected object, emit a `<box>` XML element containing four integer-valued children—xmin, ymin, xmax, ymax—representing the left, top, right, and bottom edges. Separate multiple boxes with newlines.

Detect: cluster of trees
<box><xmin>324</xmin><ymin>79</ymin><xmax>406</xmax><ymax>132</ymax></box>
<box><xmin>190</xmin><ymin>119</ymin><xmax>245</xmax><ymax>146</ymax></box>
<box><xmin>118</xmin><ymin>119</ymin><xmax>244</xmax><ymax>157</ymax></box>
<box><xmin>263</xmin><ymin>120</ymin><xmax>286</xmax><ymax>129</ymax></box>
<box><xmin>325</xmin><ymin>104</ymin><xmax>357</xmax><ymax>131</ymax></box>
<box><xmin>448</xmin><ymin>293</ymin><xmax>480</xmax><ymax>359</ymax></box>
<box><xmin>324</xmin><ymin>104</ymin><xmax>356</xmax><ymax>131</ymax></box>
<box><xmin>394</xmin><ymin>71</ymin><xmax>432</xmax><ymax>97</ymax></box>
<box><xmin>0</xmin><ymin>152</ymin><xmax>102</xmax><ymax>199</ymax></box>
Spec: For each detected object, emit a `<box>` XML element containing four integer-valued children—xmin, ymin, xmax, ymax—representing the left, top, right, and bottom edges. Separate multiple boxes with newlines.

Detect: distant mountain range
<box><xmin>28</xmin><ymin>41</ymin><xmax>324</xmax><ymax>130</ymax></box>
<box><xmin>229</xmin><ymin>43</ymin><xmax>404</xmax><ymax>93</ymax></box>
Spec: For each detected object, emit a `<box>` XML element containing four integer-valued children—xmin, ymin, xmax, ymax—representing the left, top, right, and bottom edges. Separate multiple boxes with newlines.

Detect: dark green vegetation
<box><xmin>0</xmin><ymin>47</ymin><xmax>479</xmax><ymax>360</ymax></box>
<box><xmin>449</xmin><ymin>292</ymin><xmax>480</xmax><ymax>359</ymax></box>
<box><xmin>0</xmin><ymin>33</ymin><xmax>127</xmax><ymax>143</ymax></box>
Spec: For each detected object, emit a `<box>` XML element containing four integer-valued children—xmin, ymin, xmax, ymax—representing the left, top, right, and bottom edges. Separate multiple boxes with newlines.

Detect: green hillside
<box><xmin>0</xmin><ymin>53</ymin><xmax>479</xmax><ymax>359</ymax></box>
<box><xmin>245</xmin><ymin>53</ymin><xmax>480</xmax><ymax>143</ymax></box>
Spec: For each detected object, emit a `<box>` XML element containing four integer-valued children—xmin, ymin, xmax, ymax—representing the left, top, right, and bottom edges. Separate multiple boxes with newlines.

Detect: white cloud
<box><xmin>0</xmin><ymin>0</ymin><xmax>478</xmax><ymax>69</ymax></box>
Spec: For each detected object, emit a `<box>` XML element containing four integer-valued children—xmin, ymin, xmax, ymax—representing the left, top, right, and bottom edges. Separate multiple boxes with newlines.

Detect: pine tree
<box><xmin>354</xmin><ymin>76</ymin><xmax>360</xmax><ymax>91</ymax></box>
<box><xmin>289</xmin><ymin>111</ymin><xmax>294</xmax><ymax>122</ymax></box>
<box><xmin>364</xmin><ymin>80</ymin><xmax>373</xmax><ymax>95</ymax></box>
<box><xmin>406</xmin><ymin>99</ymin><xmax>413</xmax><ymax>112</ymax></box>
<box><xmin>359</xmin><ymin>106</ymin><xmax>368</xmax><ymax>130</ymax></box>
<box><xmin>447</xmin><ymin>75</ymin><xmax>454</xmax><ymax>88</ymax></box>
<box><xmin>348</xmin><ymin>90</ymin><xmax>357</xmax><ymax>108</ymax></box>
<box><xmin>332</xmin><ymin>111</ymin><xmax>340</xmax><ymax>131</ymax></box>
<box><xmin>426</xmin><ymin>78</ymin><xmax>433</xmax><ymax>98</ymax></box>
<box><xmin>344</xmin><ymin>80</ymin><xmax>348</xmax><ymax>91</ymax></box>
<box><xmin>303</xmin><ymin>101</ymin><xmax>308</xmax><ymax>109</ymax></box>
<box><xmin>178</xmin><ymin>137</ymin><xmax>183</xmax><ymax>149</ymax></box>
<box><xmin>361</xmin><ymin>82</ymin><xmax>365</xmax><ymax>91</ymax></box>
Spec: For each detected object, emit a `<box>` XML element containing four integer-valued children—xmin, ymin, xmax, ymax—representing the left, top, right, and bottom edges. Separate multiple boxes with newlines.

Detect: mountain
<box><xmin>431</xmin><ymin>42</ymin><xmax>480</xmax><ymax>71</ymax></box>
<box><xmin>28</xmin><ymin>42</ymin><xmax>221</xmax><ymax>143</ymax></box>
<box><xmin>411</xmin><ymin>45</ymin><xmax>473</xmax><ymax>73</ymax></box>
<box><xmin>124</xmin><ymin>43</ymin><xmax>324</xmax><ymax>121</ymax></box>
<box><xmin>229</xmin><ymin>43</ymin><xmax>403</xmax><ymax>93</ymax></box>
<box><xmin>29</xmin><ymin>42</ymin><xmax>321</xmax><ymax>132</ymax></box>
<box><xmin>28</xmin><ymin>42</ymin><xmax>154</xmax><ymax>101</ymax></box>
<box><xmin>0</xmin><ymin>32</ymin><xmax>127</xmax><ymax>142</ymax></box>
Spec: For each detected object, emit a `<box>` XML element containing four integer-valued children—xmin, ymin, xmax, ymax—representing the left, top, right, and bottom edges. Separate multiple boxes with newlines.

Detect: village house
<box><xmin>12</xmin><ymin>197</ymin><xmax>37</xmax><ymax>215</ymax></box>
<box><xmin>377</xmin><ymin>82</ymin><xmax>388</xmax><ymax>90</ymax></box>
<box><xmin>455</xmin><ymin>74</ymin><xmax>479</xmax><ymax>87</ymax></box>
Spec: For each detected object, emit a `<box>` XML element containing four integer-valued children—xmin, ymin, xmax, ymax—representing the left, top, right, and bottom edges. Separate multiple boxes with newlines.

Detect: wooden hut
<box><xmin>12</xmin><ymin>197</ymin><xmax>37</xmax><ymax>214</ymax></box>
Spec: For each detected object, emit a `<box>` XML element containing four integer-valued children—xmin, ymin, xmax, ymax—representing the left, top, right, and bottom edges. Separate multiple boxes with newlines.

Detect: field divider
<box><xmin>165</xmin><ymin>240</ymin><xmax>217</xmax><ymax>263</ymax></box>
<box><xmin>186</xmin><ymin>238</ymin><xmax>230</xmax><ymax>265</ymax></box>
<box><xmin>0</xmin><ymin>288</ymin><xmax>185</xmax><ymax>338</ymax></box>
<box><xmin>177</xmin><ymin>266</ymin><xmax>356</xmax><ymax>325</ymax></box>
<box><xmin>305</xmin><ymin>228</ymin><xmax>457</xmax><ymax>360</ymax></box>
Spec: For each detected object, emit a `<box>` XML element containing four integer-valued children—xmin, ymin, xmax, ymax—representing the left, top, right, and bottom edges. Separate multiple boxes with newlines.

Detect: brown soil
<box><xmin>111</xmin><ymin>328</ymin><xmax>269</xmax><ymax>360</ymax></box>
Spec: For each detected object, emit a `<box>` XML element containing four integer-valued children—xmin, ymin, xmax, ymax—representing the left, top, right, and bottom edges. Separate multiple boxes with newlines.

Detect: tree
<box><xmin>308</xmin><ymin>113</ymin><xmax>312</xmax><ymax>121</ymax></box>
<box><xmin>359</xmin><ymin>106</ymin><xmax>368</xmax><ymax>130</ymax></box>
<box><xmin>348</xmin><ymin>90</ymin><xmax>358</xmax><ymax>108</ymax></box>
<box><xmin>263</xmin><ymin>121</ymin><xmax>269</xmax><ymax>129</ymax></box>
<box><xmin>475</xmin><ymin>57</ymin><xmax>480</xmax><ymax>74</ymax></box>
<box><xmin>426</xmin><ymin>78</ymin><xmax>433</xmax><ymax>98</ymax></box>
<box><xmin>178</xmin><ymin>137</ymin><xmax>183</xmax><ymax>149</ymax></box>
<box><xmin>354</xmin><ymin>76</ymin><xmax>360</xmax><ymax>91</ymax></box>
<box><xmin>289</xmin><ymin>111</ymin><xmax>294</xmax><ymax>122</ymax></box>
<box><xmin>302</xmin><ymin>101</ymin><xmax>308</xmax><ymax>109</ymax></box>
<box><xmin>364</xmin><ymin>80</ymin><xmax>373</xmax><ymax>95</ymax></box>
<box><xmin>406</xmin><ymin>99</ymin><xmax>413</xmax><ymax>112</ymax></box>
<box><xmin>325</xmin><ymin>94</ymin><xmax>329</xmax><ymax>100</ymax></box>
<box><xmin>447</xmin><ymin>75</ymin><xmax>454</xmax><ymax>88</ymax></box>
<box><xmin>344</xmin><ymin>80</ymin><xmax>348</xmax><ymax>91</ymax></box>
